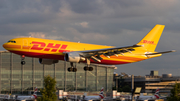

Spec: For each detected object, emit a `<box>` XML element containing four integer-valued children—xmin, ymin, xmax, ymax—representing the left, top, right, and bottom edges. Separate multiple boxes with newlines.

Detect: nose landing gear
<box><xmin>21</xmin><ymin>55</ymin><xmax>26</xmax><ymax>65</ymax></box>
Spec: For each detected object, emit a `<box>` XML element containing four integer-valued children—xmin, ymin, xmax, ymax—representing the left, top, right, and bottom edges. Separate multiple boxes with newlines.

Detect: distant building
<box><xmin>0</xmin><ymin>51</ymin><xmax>115</xmax><ymax>94</ymax></box>
<box><xmin>114</xmin><ymin>70</ymin><xmax>180</xmax><ymax>94</ymax></box>
<box><xmin>150</xmin><ymin>70</ymin><xmax>158</xmax><ymax>76</ymax></box>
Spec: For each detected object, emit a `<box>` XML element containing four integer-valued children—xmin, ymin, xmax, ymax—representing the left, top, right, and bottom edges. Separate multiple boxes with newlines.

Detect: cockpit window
<box><xmin>7</xmin><ymin>40</ymin><xmax>16</xmax><ymax>43</ymax></box>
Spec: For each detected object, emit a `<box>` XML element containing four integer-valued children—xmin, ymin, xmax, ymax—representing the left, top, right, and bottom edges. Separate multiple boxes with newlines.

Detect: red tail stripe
<box><xmin>154</xmin><ymin>95</ymin><xmax>159</xmax><ymax>99</ymax></box>
<box><xmin>33</xmin><ymin>94</ymin><xmax>37</xmax><ymax>99</ymax></box>
<box><xmin>156</xmin><ymin>89</ymin><xmax>159</xmax><ymax>92</ymax></box>
<box><xmin>34</xmin><ymin>88</ymin><xmax>37</xmax><ymax>92</ymax></box>
<box><xmin>99</xmin><ymin>95</ymin><xmax>104</xmax><ymax>99</ymax></box>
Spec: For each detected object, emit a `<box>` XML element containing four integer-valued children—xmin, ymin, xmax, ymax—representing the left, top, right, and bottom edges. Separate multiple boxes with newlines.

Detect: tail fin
<box><xmin>154</xmin><ymin>88</ymin><xmax>160</xmax><ymax>99</ymax></box>
<box><xmin>137</xmin><ymin>24</ymin><xmax>165</xmax><ymax>52</ymax></box>
<box><xmin>99</xmin><ymin>87</ymin><xmax>104</xmax><ymax>99</ymax></box>
<box><xmin>33</xmin><ymin>87</ymin><xmax>38</xmax><ymax>99</ymax></box>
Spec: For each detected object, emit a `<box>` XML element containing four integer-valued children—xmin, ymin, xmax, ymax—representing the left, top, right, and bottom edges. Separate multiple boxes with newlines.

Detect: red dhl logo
<box><xmin>141</xmin><ymin>40</ymin><xmax>156</xmax><ymax>45</ymax></box>
<box><xmin>30</xmin><ymin>41</ymin><xmax>69</xmax><ymax>52</ymax></box>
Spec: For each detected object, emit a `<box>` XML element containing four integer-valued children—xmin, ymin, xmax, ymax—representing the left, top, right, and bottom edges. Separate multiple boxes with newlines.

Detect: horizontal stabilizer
<box><xmin>145</xmin><ymin>50</ymin><xmax>175</xmax><ymax>55</ymax></box>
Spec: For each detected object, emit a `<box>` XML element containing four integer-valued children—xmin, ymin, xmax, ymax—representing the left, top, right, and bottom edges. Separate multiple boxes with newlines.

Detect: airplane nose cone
<box><xmin>2</xmin><ymin>43</ymin><xmax>8</xmax><ymax>50</ymax></box>
<box><xmin>2</xmin><ymin>43</ymin><xmax>6</xmax><ymax>49</ymax></box>
<box><xmin>2</xmin><ymin>42</ymin><xmax>21</xmax><ymax>50</ymax></box>
<box><xmin>2</xmin><ymin>43</ymin><xmax>10</xmax><ymax>50</ymax></box>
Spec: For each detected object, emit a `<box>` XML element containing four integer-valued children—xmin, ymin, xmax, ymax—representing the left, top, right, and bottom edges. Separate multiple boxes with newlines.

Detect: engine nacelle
<box><xmin>39</xmin><ymin>58</ymin><xmax>59</xmax><ymax>65</ymax></box>
<box><xmin>64</xmin><ymin>52</ymin><xmax>85</xmax><ymax>63</ymax></box>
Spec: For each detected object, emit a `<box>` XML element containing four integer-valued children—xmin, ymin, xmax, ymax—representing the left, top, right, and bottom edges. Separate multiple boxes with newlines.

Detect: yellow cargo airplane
<box><xmin>3</xmin><ymin>24</ymin><xmax>175</xmax><ymax>72</ymax></box>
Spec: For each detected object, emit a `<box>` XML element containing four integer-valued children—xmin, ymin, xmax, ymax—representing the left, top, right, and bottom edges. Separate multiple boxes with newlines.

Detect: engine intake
<box><xmin>39</xmin><ymin>58</ymin><xmax>59</xmax><ymax>65</ymax></box>
<box><xmin>65</xmin><ymin>52</ymin><xmax>85</xmax><ymax>63</ymax></box>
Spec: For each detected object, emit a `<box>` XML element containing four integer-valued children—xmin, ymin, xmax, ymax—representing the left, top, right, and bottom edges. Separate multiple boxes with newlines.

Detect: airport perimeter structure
<box><xmin>0</xmin><ymin>51</ymin><xmax>115</xmax><ymax>94</ymax></box>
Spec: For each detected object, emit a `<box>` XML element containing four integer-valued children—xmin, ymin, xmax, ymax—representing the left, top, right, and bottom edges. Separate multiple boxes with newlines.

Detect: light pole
<box><xmin>131</xmin><ymin>75</ymin><xmax>134</xmax><ymax>101</ymax></box>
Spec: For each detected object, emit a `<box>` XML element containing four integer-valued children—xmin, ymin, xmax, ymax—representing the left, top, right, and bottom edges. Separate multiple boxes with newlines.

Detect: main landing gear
<box><xmin>67</xmin><ymin>58</ymin><xmax>94</xmax><ymax>72</ymax></box>
<box><xmin>67</xmin><ymin>62</ymin><xmax>77</xmax><ymax>72</ymax></box>
<box><xmin>83</xmin><ymin>66</ymin><xmax>93</xmax><ymax>71</ymax></box>
<box><xmin>21</xmin><ymin>55</ymin><xmax>26</xmax><ymax>65</ymax></box>
<box><xmin>83</xmin><ymin>58</ymin><xmax>93</xmax><ymax>71</ymax></box>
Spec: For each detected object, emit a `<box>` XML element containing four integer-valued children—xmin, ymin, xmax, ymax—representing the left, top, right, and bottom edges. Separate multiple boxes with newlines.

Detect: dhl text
<box><xmin>30</xmin><ymin>41</ymin><xmax>69</xmax><ymax>52</ymax></box>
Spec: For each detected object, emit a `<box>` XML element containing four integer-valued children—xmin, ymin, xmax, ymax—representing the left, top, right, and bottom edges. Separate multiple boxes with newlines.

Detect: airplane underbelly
<box><xmin>9</xmin><ymin>50</ymin><xmax>65</xmax><ymax>60</ymax></box>
<box><xmin>9</xmin><ymin>50</ymin><xmax>146</xmax><ymax>65</ymax></box>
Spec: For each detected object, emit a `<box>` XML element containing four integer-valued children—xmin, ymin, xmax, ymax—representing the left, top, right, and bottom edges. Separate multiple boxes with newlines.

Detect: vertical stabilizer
<box><xmin>154</xmin><ymin>88</ymin><xmax>160</xmax><ymax>99</ymax></box>
<box><xmin>33</xmin><ymin>87</ymin><xmax>38</xmax><ymax>99</ymax></box>
<box><xmin>99</xmin><ymin>87</ymin><xmax>104</xmax><ymax>99</ymax></box>
<box><xmin>137</xmin><ymin>24</ymin><xmax>165</xmax><ymax>52</ymax></box>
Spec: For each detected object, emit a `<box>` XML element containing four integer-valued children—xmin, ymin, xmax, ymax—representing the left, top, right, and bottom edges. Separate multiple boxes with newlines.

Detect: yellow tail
<box><xmin>137</xmin><ymin>24</ymin><xmax>165</xmax><ymax>52</ymax></box>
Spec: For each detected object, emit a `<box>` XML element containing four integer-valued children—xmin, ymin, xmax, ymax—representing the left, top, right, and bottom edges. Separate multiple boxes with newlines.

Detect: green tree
<box><xmin>38</xmin><ymin>75</ymin><xmax>57</xmax><ymax>101</ymax></box>
<box><xmin>122</xmin><ymin>85</ymin><xmax>131</xmax><ymax>92</ymax></box>
<box><xmin>167</xmin><ymin>83</ymin><xmax>180</xmax><ymax>101</ymax></box>
<box><xmin>118</xmin><ymin>88</ymin><xmax>123</xmax><ymax>92</ymax></box>
<box><xmin>112</xmin><ymin>87</ymin><xmax>117</xmax><ymax>90</ymax></box>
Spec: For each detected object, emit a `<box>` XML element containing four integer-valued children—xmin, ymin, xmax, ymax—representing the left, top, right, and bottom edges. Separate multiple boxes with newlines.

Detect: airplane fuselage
<box><xmin>3</xmin><ymin>37</ymin><xmax>152</xmax><ymax>65</ymax></box>
<box><xmin>16</xmin><ymin>95</ymin><xmax>35</xmax><ymax>100</ymax></box>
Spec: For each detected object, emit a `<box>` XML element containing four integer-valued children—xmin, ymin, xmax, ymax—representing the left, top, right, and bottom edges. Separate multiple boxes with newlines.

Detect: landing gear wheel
<box><xmin>68</xmin><ymin>67</ymin><xmax>77</xmax><ymax>72</ymax></box>
<box><xmin>21</xmin><ymin>61</ymin><xmax>25</xmax><ymax>65</ymax></box>
<box><xmin>89</xmin><ymin>67</ymin><xmax>93</xmax><ymax>71</ymax></box>
<box><xmin>68</xmin><ymin>62</ymin><xmax>77</xmax><ymax>72</ymax></box>
<box><xmin>73</xmin><ymin>68</ymin><xmax>77</xmax><ymax>72</ymax></box>
<box><xmin>68</xmin><ymin>68</ymin><xmax>70</xmax><ymax>71</ymax></box>
<box><xmin>84</xmin><ymin>66</ymin><xmax>89</xmax><ymax>71</ymax></box>
<box><xmin>68</xmin><ymin>68</ymin><xmax>73</xmax><ymax>72</ymax></box>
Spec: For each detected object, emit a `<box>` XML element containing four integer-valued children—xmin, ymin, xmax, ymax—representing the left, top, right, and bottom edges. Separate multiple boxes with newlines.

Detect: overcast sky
<box><xmin>0</xmin><ymin>0</ymin><xmax>179</xmax><ymax>76</ymax></box>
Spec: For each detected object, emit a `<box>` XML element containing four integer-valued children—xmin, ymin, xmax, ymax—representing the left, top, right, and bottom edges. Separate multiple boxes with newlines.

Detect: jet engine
<box><xmin>64</xmin><ymin>52</ymin><xmax>85</xmax><ymax>63</ymax></box>
<box><xmin>39</xmin><ymin>58</ymin><xmax>59</xmax><ymax>65</ymax></box>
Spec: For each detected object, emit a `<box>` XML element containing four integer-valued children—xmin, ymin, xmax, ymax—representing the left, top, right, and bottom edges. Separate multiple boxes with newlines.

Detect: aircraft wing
<box><xmin>64</xmin><ymin>44</ymin><xmax>141</xmax><ymax>62</ymax></box>
<box><xmin>80</xmin><ymin>44</ymin><xmax>141</xmax><ymax>53</ymax></box>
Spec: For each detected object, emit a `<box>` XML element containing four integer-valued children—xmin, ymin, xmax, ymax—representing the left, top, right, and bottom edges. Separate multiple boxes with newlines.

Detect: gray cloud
<box><xmin>66</xmin><ymin>0</ymin><xmax>103</xmax><ymax>14</ymax></box>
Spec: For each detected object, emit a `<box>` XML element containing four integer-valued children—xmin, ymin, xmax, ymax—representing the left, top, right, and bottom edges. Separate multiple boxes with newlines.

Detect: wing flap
<box><xmin>82</xmin><ymin>44</ymin><xmax>141</xmax><ymax>58</ymax></box>
<box><xmin>74</xmin><ymin>45</ymin><xmax>141</xmax><ymax>62</ymax></box>
<box><xmin>63</xmin><ymin>44</ymin><xmax>141</xmax><ymax>63</ymax></box>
